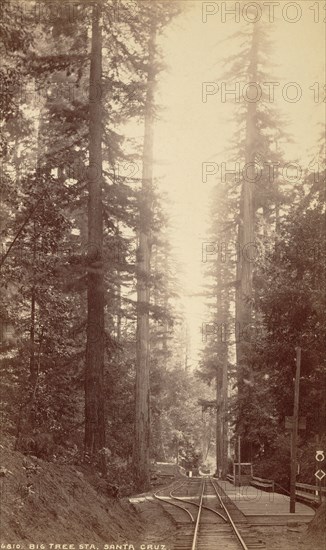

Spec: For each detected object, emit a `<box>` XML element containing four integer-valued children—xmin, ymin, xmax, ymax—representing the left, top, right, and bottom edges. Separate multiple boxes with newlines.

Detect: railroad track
<box><xmin>154</xmin><ymin>477</ymin><xmax>265</xmax><ymax>550</ymax></box>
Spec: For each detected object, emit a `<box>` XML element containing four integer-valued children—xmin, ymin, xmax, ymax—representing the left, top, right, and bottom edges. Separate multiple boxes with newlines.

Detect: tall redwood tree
<box><xmin>85</xmin><ymin>2</ymin><xmax>106</xmax><ymax>467</ymax></box>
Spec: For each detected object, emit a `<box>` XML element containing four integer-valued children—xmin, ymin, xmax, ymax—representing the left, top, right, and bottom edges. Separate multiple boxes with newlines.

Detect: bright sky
<box><xmin>152</xmin><ymin>0</ymin><xmax>325</xmax><ymax>367</ymax></box>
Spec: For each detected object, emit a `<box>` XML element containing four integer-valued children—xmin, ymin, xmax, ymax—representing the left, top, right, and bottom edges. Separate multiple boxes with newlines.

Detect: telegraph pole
<box><xmin>290</xmin><ymin>346</ymin><xmax>301</xmax><ymax>513</ymax></box>
<box><xmin>238</xmin><ymin>435</ymin><xmax>241</xmax><ymax>487</ymax></box>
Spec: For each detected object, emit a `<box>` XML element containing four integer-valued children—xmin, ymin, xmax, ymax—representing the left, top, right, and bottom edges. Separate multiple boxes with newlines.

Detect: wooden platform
<box><xmin>216</xmin><ymin>480</ymin><xmax>315</xmax><ymax>526</ymax></box>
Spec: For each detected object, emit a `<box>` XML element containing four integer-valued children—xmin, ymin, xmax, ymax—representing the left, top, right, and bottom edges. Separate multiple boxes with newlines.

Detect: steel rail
<box><xmin>170</xmin><ymin>482</ymin><xmax>227</xmax><ymax>522</ymax></box>
<box><xmin>210</xmin><ymin>477</ymin><xmax>249</xmax><ymax>550</ymax></box>
<box><xmin>154</xmin><ymin>482</ymin><xmax>195</xmax><ymax>522</ymax></box>
<box><xmin>191</xmin><ymin>479</ymin><xmax>205</xmax><ymax>550</ymax></box>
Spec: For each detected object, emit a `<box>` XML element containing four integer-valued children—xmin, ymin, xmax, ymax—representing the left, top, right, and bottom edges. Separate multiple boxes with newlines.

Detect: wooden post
<box><xmin>315</xmin><ymin>436</ymin><xmax>323</xmax><ymax>505</ymax></box>
<box><xmin>238</xmin><ymin>436</ymin><xmax>241</xmax><ymax>487</ymax></box>
<box><xmin>290</xmin><ymin>346</ymin><xmax>301</xmax><ymax>513</ymax></box>
<box><xmin>216</xmin><ymin>376</ymin><xmax>220</xmax><ymax>477</ymax></box>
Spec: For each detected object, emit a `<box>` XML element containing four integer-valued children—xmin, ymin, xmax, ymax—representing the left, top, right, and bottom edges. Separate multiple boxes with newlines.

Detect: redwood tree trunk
<box><xmin>235</xmin><ymin>24</ymin><xmax>258</xmax><ymax>462</ymax></box>
<box><xmin>215</xmin><ymin>221</ymin><xmax>229</xmax><ymax>478</ymax></box>
<box><xmin>216</xmin><ymin>373</ymin><xmax>222</xmax><ymax>475</ymax></box>
<box><xmin>85</xmin><ymin>3</ymin><xmax>106</xmax><ymax>467</ymax></box>
<box><xmin>134</xmin><ymin>24</ymin><xmax>156</xmax><ymax>491</ymax></box>
<box><xmin>216</xmin><ymin>335</ymin><xmax>228</xmax><ymax>477</ymax></box>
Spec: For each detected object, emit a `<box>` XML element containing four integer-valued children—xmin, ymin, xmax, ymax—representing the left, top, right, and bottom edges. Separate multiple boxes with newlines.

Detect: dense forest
<box><xmin>0</xmin><ymin>0</ymin><xmax>325</xmax><ymax>500</ymax></box>
<box><xmin>198</xmin><ymin>16</ymin><xmax>326</xmax><ymax>489</ymax></box>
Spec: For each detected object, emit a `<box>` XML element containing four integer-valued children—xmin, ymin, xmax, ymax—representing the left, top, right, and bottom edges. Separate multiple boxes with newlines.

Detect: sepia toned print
<box><xmin>0</xmin><ymin>1</ymin><xmax>325</xmax><ymax>549</ymax></box>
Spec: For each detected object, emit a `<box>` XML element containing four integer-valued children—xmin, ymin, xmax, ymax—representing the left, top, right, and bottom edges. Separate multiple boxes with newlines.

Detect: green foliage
<box><xmin>235</xmin><ymin>171</ymin><xmax>326</xmax><ymax>481</ymax></box>
<box><xmin>0</xmin><ymin>0</ymin><xmax>187</xmax><ymax>488</ymax></box>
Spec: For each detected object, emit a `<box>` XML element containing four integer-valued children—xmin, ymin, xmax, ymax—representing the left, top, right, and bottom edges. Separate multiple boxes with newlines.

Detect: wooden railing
<box><xmin>296</xmin><ymin>482</ymin><xmax>326</xmax><ymax>503</ymax></box>
<box><xmin>225</xmin><ymin>474</ymin><xmax>325</xmax><ymax>506</ymax></box>
<box><xmin>250</xmin><ymin>475</ymin><xmax>275</xmax><ymax>492</ymax></box>
<box><xmin>251</xmin><ymin>476</ymin><xmax>325</xmax><ymax>504</ymax></box>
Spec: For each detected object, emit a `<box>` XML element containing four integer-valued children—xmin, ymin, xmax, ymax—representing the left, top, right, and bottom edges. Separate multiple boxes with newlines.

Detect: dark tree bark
<box><xmin>235</xmin><ymin>24</ymin><xmax>258</xmax><ymax>462</ymax></box>
<box><xmin>215</xmin><ymin>284</ymin><xmax>229</xmax><ymax>478</ymax></box>
<box><xmin>134</xmin><ymin>23</ymin><xmax>156</xmax><ymax>492</ymax></box>
<box><xmin>84</xmin><ymin>3</ymin><xmax>106</xmax><ymax>468</ymax></box>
